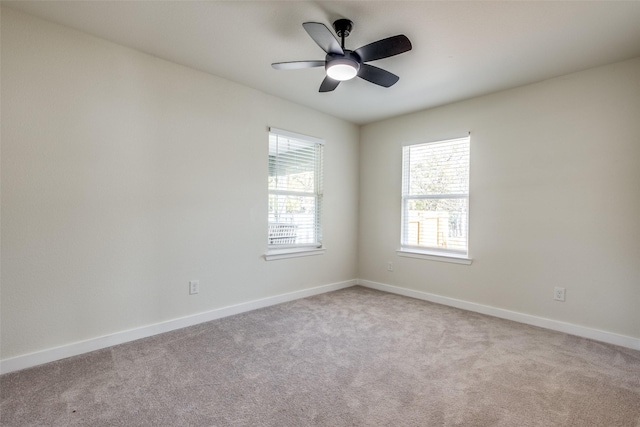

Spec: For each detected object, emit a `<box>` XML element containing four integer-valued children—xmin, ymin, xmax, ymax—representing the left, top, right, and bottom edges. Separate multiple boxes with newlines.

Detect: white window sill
<box><xmin>397</xmin><ymin>249</ymin><xmax>472</xmax><ymax>265</ymax></box>
<box><xmin>264</xmin><ymin>247</ymin><xmax>325</xmax><ymax>261</ymax></box>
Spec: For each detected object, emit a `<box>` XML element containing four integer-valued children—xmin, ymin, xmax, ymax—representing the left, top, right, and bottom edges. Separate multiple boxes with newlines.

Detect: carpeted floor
<box><xmin>2</xmin><ymin>286</ymin><xmax>640</xmax><ymax>426</ymax></box>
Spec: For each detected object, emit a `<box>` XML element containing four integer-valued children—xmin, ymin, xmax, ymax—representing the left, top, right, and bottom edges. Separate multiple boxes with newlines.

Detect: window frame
<box><xmin>398</xmin><ymin>135</ymin><xmax>472</xmax><ymax>265</ymax></box>
<box><xmin>265</xmin><ymin>127</ymin><xmax>325</xmax><ymax>261</ymax></box>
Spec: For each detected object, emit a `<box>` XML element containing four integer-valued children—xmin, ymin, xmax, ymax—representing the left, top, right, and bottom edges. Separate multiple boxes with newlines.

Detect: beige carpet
<box><xmin>2</xmin><ymin>286</ymin><xmax>639</xmax><ymax>426</ymax></box>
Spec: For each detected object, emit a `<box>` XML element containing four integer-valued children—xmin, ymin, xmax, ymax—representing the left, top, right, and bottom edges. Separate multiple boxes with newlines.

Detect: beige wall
<box><xmin>1</xmin><ymin>8</ymin><xmax>359</xmax><ymax>359</ymax></box>
<box><xmin>359</xmin><ymin>57</ymin><xmax>640</xmax><ymax>338</ymax></box>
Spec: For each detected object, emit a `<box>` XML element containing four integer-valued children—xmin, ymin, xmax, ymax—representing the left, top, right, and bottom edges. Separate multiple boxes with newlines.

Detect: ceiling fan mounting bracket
<box><xmin>333</xmin><ymin>19</ymin><xmax>353</xmax><ymax>38</ymax></box>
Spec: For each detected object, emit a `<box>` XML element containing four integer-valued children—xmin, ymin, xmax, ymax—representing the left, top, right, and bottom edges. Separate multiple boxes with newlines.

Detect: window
<box><xmin>401</xmin><ymin>135</ymin><xmax>470</xmax><ymax>260</ymax></box>
<box><xmin>267</xmin><ymin>128</ymin><xmax>324</xmax><ymax>258</ymax></box>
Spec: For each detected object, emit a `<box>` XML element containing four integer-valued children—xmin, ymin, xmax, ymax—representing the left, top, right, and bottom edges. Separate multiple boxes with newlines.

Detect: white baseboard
<box><xmin>0</xmin><ymin>279</ymin><xmax>356</xmax><ymax>375</ymax></box>
<box><xmin>357</xmin><ymin>279</ymin><xmax>640</xmax><ymax>351</ymax></box>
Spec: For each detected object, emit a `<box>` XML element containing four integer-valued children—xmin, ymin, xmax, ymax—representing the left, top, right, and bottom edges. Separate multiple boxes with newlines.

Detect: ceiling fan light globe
<box><xmin>326</xmin><ymin>59</ymin><xmax>359</xmax><ymax>81</ymax></box>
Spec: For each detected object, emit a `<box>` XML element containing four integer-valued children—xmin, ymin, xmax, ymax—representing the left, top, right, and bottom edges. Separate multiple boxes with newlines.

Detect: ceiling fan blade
<box><xmin>354</xmin><ymin>35</ymin><xmax>412</xmax><ymax>62</ymax></box>
<box><xmin>319</xmin><ymin>76</ymin><xmax>340</xmax><ymax>92</ymax></box>
<box><xmin>272</xmin><ymin>60</ymin><xmax>325</xmax><ymax>70</ymax></box>
<box><xmin>358</xmin><ymin>64</ymin><xmax>400</xmax><ymax>88</ymax></box>
<box><xmin>302</xmin><ymin>22</ymin><xmax>344</xmax><ymax>55</ymax></box>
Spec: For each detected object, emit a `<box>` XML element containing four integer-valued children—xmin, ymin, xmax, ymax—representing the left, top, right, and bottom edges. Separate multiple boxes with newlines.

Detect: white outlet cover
<box><xmin>189</xmin><ymin>280</ymin><xmax>199</xmax><ymax>295</ymax></box>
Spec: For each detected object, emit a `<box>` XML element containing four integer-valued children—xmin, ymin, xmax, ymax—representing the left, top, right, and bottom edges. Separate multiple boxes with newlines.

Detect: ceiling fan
<box><xmin>272</xmin><ymin>19</ymin><xmax>412</xmax><ymax>92</ymax></box>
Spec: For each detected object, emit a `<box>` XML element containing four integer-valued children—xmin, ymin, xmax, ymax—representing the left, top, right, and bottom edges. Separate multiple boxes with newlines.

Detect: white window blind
<box><xmin>268</xmin><ymin>128</ymin><xmax>324</xmax><ymax>250</ymax></box>
<box><xmin>401</xmin><ymin>136</ymin><xmax>470</xmax><ymax>255</ymax></box>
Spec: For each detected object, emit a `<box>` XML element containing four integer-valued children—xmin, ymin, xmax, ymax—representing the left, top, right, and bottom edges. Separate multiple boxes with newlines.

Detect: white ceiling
<box><xmin>5</xmin><ymin>1</ymin><xmax>640</xmax><ymax>125</ymax></box>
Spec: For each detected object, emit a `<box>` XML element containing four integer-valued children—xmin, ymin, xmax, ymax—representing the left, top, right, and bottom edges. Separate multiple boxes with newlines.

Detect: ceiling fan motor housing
<box><xmin>325</xmin><ymin>51</ymin><xmax>361</xmax><ymax>80</ymax></box>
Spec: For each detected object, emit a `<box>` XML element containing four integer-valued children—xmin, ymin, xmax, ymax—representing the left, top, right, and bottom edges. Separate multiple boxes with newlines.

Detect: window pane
<box><xmin>405</xmin><ymin>198</ymin><xmax>468</xmax><ymax>252</ymax></box>
<box><xmin>268</xmin><ymin>194</ymin><xmax>319</xmax><ymax>246</ymax></box>
<box><xmin>406</xmin><ymin>138</ymin><xmax>469</xmax><ymax>196</ymax></box>
<box><xmin>268</xmin><ymin>136</ymin><xmax>318</xmax><ymax>193</ymax></box>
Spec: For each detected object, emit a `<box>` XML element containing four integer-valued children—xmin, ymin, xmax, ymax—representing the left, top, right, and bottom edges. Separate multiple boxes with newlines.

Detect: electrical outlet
<box><xmin>189</xmin><ymin>280</ymin><xmax>199</xmax><ymax>295</ymax></box>
<box><xmin>387</xmin><ymin>261</ymin><xmax>394</xmax><ymax>272</ymax></box>
<box><xmin>554</xmin><ymin>287</ymin><xmax>565</xmax><ymax>302</ymax></box>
